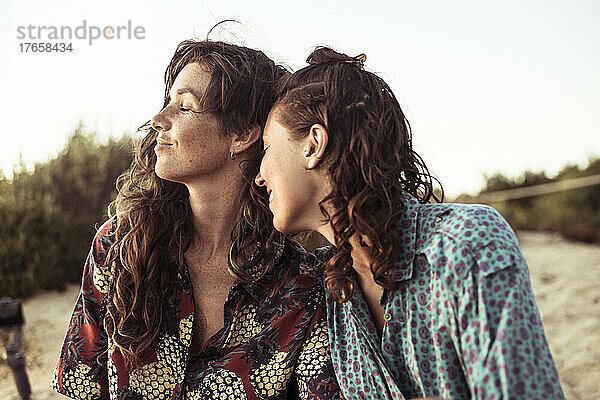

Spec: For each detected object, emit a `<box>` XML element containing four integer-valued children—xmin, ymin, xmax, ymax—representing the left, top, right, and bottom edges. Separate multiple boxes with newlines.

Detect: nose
<box><xmin>151</xmin><ymin>109</ymin><xmax>171</xmax><ymax>132</ymax></box>
<box><xmin>255</xmin><ymin>171</ymin><xmax>266</xmax><ymax>187</ymax></box>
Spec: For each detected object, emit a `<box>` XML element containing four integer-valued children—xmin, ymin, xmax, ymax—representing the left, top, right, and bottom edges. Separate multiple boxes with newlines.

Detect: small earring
<box><xmin>230</xmin><ymin>151</ymin><xmax>237</xmax><ymax>160</ymax></box>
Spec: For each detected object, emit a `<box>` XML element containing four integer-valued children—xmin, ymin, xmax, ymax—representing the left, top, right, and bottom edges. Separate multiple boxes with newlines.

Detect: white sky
<box><xmin>1</xmin><ymin>0</ymin><xmax>599</xmax><ymax>197</ymax></box>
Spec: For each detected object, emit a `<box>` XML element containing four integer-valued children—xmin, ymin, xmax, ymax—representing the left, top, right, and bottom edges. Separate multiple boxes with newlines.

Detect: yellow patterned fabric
<box><xmin>249</xmin><ymin>352</ymin><xmax>295</xmax><ymax>399</ymax></box>
<box><xmin>224</xmin><ymin>304</ymin><xmax>262</xmax><ymax>348</ymax></box>
<box><xmin>296</xmin><ymin>319</ymin><xmax>329</xmax><ymax>379</ymax></box>
<box><xmin>186</xmin><ymin>369</ymin><xmax>248</xmax><ymax>400</ymax></box>
<box><xmin>179</xmin><ymin>314</ymin><xmax>194</xmax><ymax>347</ymax></box>
<box><xmin>128</xmin><ymin>334</ymin><xmax>187</xmax><ymax>398</ymax></box>
<box><xmin>293</xmin><ymin>318</ymin><xmax>331</xmax><ymax>400</ymax></box>
<box><xmin>92</xmin><ymin>263</ymin><xmax>111</xmax><ymax>294</ymax></box>
<box><xmin>51</xmin><ymin>363</ymin><xmax>102</xmax><ymax>400</ymax></box>
<box><xmin>128</xmin><ymin>361</ymin><xmax>177</xmax><ymax>399</ymax></box>
<box><xmin>156</xmin><ymin>334</ymin><xmax>187</xmax><ymax>377</ymax></box>
<box><xmin>107</xmin><ymin>358</ymin><xmax>118</xmax><ymax>399</ymax></box>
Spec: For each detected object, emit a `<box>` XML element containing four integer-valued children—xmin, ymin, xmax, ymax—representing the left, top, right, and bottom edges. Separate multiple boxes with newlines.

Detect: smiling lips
<box><xmin>155</xmin><ymin>138</ymin><xmax>173</xmax><ymax>151</ymax></box>
<box><xmin>265</xmin><ymin>187</ymin><xmax>273</xmax><ymax>203</ymax></box>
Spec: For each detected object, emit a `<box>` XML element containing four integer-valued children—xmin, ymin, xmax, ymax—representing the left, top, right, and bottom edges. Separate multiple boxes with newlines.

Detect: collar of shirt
<box><xmin>315</xmin><ymin>192</ymin><xmax>452</xmax><ymax>286</ymax></box>
<box><xmin>240</xmin><ymin>239</ymin><xmax>288</xmax><ymax>301</ymax></box>
<box><xmin>390</xmin><ymin>192</ymin><xmax>420</xmax><ymax>282</ymax></box>
<box><xmin>180</xmin><ymin>239</ymin><xmax>288</xmax><ymax>304</ymax></box>
<box><xmin>391</xmin><ymin>192</ymin><xmax>456</xmax><ymax>283</ymax></box>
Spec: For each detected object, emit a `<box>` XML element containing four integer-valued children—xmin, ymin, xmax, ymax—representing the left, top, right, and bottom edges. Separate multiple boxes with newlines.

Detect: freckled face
<box><xmin>255</xmin><ymin>113</ymin><xmax>326</xmax><ymax>234</ymax></box>
<box><xmin>150</xmin><ymin>63</ymin><xmax>230</xmax><ymax>184</ymax></box>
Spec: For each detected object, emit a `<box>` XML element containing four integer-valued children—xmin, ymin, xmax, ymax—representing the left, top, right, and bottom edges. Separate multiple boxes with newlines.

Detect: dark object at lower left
<box><xmin>1</xmin><ymin>298</ymin><xmax>31</xmax><ymax>400</ymax></box>
<box><xmin>0</xmin><ymin>298</ymin><xmax>24</xmax><ymax>328</ymax></box>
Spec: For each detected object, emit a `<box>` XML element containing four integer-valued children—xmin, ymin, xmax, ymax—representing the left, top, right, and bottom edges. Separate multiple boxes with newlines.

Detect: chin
<box><xmin>154</xmin><ymin>166</ymin><xmax>179</xmax><ymax>183</ymax></box>
<box><xmin>155</xmin><ymin>170</ymin><xmax>171</xmax><ymax>182</ymax></box>
<box><xmin>273</xmin><ymin>217</ymin><xmax>300</xmax><ymax>235</ymax></box>
<box><xmin>154</xmin><ymin>163</ymin><xmax>167</xmax><ymax>178</ymax></box>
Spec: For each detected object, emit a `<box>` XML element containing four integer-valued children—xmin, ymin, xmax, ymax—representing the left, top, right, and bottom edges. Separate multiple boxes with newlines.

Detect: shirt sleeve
<box><xmin>455</xmin><ymin>238</ymin><xmax>565</xmax><ymax>399</ymax></box>
<box><xmin>294</xmin><ymin>307</ymin><xmax>343</xmax><ymax>400</ymax></box>
<box><xmin>51</xmin><ymin>220</ymin><xmax>113</xmax><ymax>399</ymax></box>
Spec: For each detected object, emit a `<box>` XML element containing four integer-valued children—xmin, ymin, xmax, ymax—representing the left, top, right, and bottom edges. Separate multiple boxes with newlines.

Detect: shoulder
<box><xmin>279</xmin><ymin>239</ymin><xmax>326</xmax><ymax>280</ymax></box>
<box><xmin>269</xmin><ymin>239</ymin><xmax>326</xmax><ymax>302</ymax></box>
<box><xmin>86</xmin><ymin>218</ymin><xmax>117</xmax><ymax>294</ymax></box>
<box><xmin>416</xmin><ymin>203</ymin><xmax>524</xmax><ymax>281</ymax></box>
<box><xmin>91</xmin><ymin>218</ymin><xmax>116</xmax><ymax>265</ymax></box>
<box><xmin>419</xmin><ymin>202</ymin><xmax>516</xmax><ymax>247</ymax></box>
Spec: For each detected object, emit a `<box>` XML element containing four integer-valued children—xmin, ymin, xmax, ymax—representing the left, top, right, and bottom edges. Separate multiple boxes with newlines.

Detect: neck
<box><xmin>185</xmin><ymin>167</ymin><xmax>244</xmax><ymax>256</ymax></box>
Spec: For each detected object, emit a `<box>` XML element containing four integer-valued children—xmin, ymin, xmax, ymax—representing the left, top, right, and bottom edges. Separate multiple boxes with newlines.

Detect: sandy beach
<box><xmin>1</xmin><ymin>231</ymin><xmax>599</xmax><ymax>399</ymax></box>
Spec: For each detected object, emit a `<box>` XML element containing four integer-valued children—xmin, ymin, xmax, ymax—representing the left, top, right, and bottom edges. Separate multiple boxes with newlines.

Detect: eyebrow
<box><xmin>172</xmin><ymin>87</ymin><xmax>202</xmax><ymax>101</ymax></box>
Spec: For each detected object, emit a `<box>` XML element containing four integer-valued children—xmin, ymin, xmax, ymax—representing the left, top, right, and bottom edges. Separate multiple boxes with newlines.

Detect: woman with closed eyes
<box><xmin>52</xmin><ymin>38</ymin><xmax>341</xmax><ymax>400</ymax></box>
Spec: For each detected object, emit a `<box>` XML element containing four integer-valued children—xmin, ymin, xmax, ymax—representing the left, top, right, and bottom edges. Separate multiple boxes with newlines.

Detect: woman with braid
<box><xmin>255</xmin><ymin>47</ymin><xmax>565</xmax><ymax>399</ymax></box>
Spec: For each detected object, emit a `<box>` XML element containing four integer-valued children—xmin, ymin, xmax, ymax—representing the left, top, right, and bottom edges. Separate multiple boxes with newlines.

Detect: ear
<box><xmin>305</xmin><ymin>124</ymin><xmax>329</xmax><ymax>169</ymax></box>
<box><xmin>230</xmin><ymin>126</ymin><xmax>261</xmax><ymax>156</ymax></box>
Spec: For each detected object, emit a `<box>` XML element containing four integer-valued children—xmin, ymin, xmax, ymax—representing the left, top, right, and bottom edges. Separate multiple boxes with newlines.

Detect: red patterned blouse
<box><xmin>52</xmin><ymin>220</ymin><xmax>341</xmax><ymax>399</ymax></box>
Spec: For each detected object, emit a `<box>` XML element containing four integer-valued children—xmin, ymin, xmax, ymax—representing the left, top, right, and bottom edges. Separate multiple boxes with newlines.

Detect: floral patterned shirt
<box><xmin>52</xmin><ymin>219</ymin><xmax>341</xmax><ymax>400</ymax></box>
<box><xmin>326</xmin><ymin>193</ymin><xmax>565</xmax><ymax>399</ymax></box>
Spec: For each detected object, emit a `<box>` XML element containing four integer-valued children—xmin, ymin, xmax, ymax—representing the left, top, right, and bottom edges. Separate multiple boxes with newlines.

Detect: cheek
<box><xmin>271</xmin><ymin>174</ymin><xmax>320</xmax><ymax>234</ymax></box>
<box><xmin>263</xmin><ymin>152</ymin><xmax>284</xmax><ymax>183</ymax></box>
<box><xmin>278</xmin><ymin>169</ymin><xmax>314</xmax><ymax>208</ymax></box>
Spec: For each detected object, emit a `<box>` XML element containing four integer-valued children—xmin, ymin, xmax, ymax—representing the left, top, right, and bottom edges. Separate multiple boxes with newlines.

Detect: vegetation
<box><xmin>0</xmin><ymin>125</ymin><xmax>133</xmax><ymax>299</ymax></box>
<box><xmin>456</xmin><ymin>158</ymin><xmax>600</xmax><ymax>243</ymax></box>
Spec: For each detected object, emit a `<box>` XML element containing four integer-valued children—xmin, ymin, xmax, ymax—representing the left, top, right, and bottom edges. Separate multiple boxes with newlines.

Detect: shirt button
<box><xmin>384</xmin><ymin>312</ymin><xmax>392</xmax><ymax>321</ymax></box>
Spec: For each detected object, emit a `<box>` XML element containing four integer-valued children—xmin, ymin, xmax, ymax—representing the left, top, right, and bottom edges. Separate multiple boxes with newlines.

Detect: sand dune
<box><xmin>1</xmin><ymin>231</ymin><xmax>598</xmax><ymax>399</ymax></box>
<box><xmin>516</xmin><ymin>231</ymin><xmax>600</xmax><ymax>400</ymax></box>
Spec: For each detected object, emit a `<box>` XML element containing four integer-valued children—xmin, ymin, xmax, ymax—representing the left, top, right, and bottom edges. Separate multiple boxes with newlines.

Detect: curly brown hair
<box><xmin>104</xmin><ymin>39</ymin><xmax>288</xmax><ymax>369</ymax></box>
<box><xmin>272</xmin><ymin>47</ymin><xmax>442</xmax><ymax>302</ymax></box>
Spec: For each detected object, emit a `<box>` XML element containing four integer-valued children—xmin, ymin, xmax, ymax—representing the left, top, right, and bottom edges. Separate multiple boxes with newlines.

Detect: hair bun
<box><xmin>306</xmin><ymin>47</ymin><xmax>366</xmax><ymax>69</ymax></box>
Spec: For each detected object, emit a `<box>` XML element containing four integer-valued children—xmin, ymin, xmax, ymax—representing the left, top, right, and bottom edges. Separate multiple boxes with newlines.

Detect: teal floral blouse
<box><xmin>325</xmin><ymin>193</ymin><xmax>565</xmax><ymax>399</ymax></box>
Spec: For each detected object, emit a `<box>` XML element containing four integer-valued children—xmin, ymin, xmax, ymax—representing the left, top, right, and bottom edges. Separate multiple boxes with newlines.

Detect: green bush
<box><xmin>458</xmin><ymin>157</ymin><xmax>600</xmax><ymax>242</ymax></box>
<box><xmin>0</xmin><ymin>125</ymin><xmax>134</xmax><ymax>299</ymax></box>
